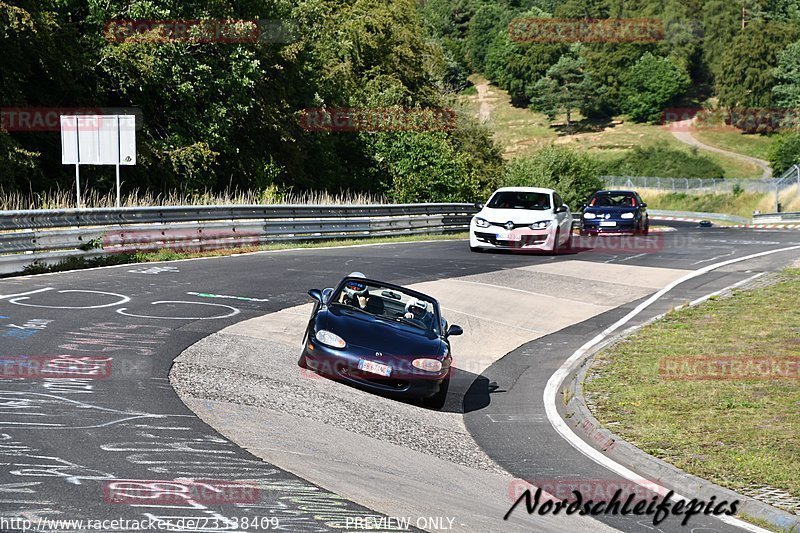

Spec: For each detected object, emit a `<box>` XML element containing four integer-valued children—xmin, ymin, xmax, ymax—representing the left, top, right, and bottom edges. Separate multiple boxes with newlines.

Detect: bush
<box><xmin>621</xmin><ymin>53</ymin><xmax>690</xmax><ymax>123</ymax></box>
<box><xmin>372</xmin><ymin>132</ymin><xmax>483</xmax><ymax>203</ymax></box>
<box><xmin>601</xmin><ymin>146</ymin><xmax>725</xmax><ymax>179</ymax></box>
<box><xmin>768</xmin><ymin>132</ymin><xmax>800</xmax><ymax>175</ymax></box>
<box><xmin>503</xmin><ymin>146</ymin><xmax>603</xmax><ymax>209</ymax></box>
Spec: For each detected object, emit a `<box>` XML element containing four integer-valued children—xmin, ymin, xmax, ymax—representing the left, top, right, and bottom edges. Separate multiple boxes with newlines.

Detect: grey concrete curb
<box><xmin>560</xmin><ymin>293</ymin><xmax>800</xmax><ymax>533</ymax></box>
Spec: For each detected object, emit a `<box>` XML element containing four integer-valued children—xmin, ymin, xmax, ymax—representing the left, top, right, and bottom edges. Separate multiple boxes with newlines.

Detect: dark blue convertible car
<box><xmin>299</xmin><ymin>274</ymin><xmax>462</xmax><ymax>408</ymax></box>
<box><xmin>580</xmin><ymin>190</ymin><xmax>649</xmax><ymax>236</ymax></box>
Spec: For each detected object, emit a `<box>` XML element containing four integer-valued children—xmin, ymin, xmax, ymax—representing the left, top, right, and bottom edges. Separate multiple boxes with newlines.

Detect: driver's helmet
<box><xmin>405</xmin><ymin>298</ymin><xmax>428</xmax><ymax>318</ymax></box>
<box><xmin>343</xmin><ymin>272</ymin><xmax>368</xmax><ymax>301</ymax></box>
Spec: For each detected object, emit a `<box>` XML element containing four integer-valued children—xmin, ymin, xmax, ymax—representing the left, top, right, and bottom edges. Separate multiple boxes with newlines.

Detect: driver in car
<box><xmin>404</xmin><ymin>299</ymin><xmax>434</xmax><ymax>329</ymax></box>
<box><xmin>339</xmin><ymin>275</ymin><xmax>370</xmax><ymax>310</ymax></box>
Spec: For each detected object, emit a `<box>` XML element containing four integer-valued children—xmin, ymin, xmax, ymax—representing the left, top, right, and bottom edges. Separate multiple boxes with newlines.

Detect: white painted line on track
<box><xmin>544</xmin><ymin>245</ymin><xmax>800</xmax><ymax>533</ymax></box>
<box><xmin>0</xmin><ymin>287</ymin><xmax>53</xmax><ymax>300</ymax></box>
<box><xmin>116</xmin><ymin>300</ymin><xmax>241</xmax><ymax>320</ymax></box>
<box><xmin>8</xmin><ymin>289</ymin><xmax>130</xmax><ymax>309</ymax></box>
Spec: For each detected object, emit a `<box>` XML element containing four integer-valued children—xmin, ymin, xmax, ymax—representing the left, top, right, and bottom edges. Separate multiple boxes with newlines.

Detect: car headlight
<box><xmin>315</xmin><ymin>330</ymin><xmax>346</xmax><ymax>349</ymax></box>
<box><xmin>474</xmin><ymin>217</ymin><xmax>490</xmax><ymax>228</ymax></box>
<box><xmin>412</xmin><ymin>358</ymin><xmax>443</xmax><ymax>372</ymax></box>
<box><xmin>621</xmin><ymin>213</ymin><xmax>635</xmax><ymax>219</ymax></box>
<box><xmin>529</xmin><ymin>220</ymin><xmax>551</xmax><ymax>229</ymax></box>
<box><xmin>583</xmin><ymin>212</ymin><xmax>596</xmax><ymax>219</ymax></box>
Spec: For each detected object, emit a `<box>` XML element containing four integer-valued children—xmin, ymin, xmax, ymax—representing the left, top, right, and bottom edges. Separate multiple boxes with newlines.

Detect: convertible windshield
<box><xmin>330</xmin><ymin>280</ymin><xmax>439</xmax><ymax>333</ymax></box>
<box><xmin>487</xmin><ymin>191</ymin><xmax>551</xmax><ymax>210</ymax></box>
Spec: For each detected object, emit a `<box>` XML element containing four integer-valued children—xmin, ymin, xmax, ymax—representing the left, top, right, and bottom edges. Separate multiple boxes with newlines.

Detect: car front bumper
<box><xmin>301</xmin><ymin>342</ymin><xmax>448</xmax><ymax>399</ymax></box>
<box><xmin>470</xmin><ymin>226</ymin><xmax>556</xmax><ymax>250</ymax></box>
<box><xmin>580</xmin><ymin>219</ymin><xmax>639</xmax><ymax>234</ymax></box>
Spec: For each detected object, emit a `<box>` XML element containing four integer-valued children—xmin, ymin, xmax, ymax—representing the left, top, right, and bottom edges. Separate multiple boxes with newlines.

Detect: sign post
<box><xmin>60</xmin><ymin>114</ymin><xmax>136</xmax><ymax>209</ymax></box>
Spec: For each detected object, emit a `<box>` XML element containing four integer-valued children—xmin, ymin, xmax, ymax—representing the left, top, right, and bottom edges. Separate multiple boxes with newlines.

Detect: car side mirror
<box><xmin>446</xmin><ymin>325</ymin><xmax>463</xmax><ymax>337</ymax></box>
<box><xmin>474</xmin><ymin>202</ymin><xmax>484</xmax><ymax>210</ymax></box>
<box><xmin>641</xmin><ymin>202</ymin><xmax>647</xmax><ymax>208</ymax></box>
<box><xmin>308</xmin><ymin>289</ymin><xmax>323</xmax><ymax>303</ymax></box>
<box><xmin>322</xmin><ymin>288</ymin><xmax>333</xmax><ymax>303</ymax></box>
<box><xmin>555</xmin><ymin>205</ymin><xmax>568</xmax><ymax>213</ymax></box>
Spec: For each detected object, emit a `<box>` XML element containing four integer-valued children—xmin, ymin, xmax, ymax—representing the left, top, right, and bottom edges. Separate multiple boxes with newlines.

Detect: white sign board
<box><xmin>60</xmin><ymin>114</ymin><xmax>137</xmax><ymax>208</ymax></box>
<box><xmin>61</xmin><ymin>114</ymin><xmax>136</xmax><ymax>165</ymax></box>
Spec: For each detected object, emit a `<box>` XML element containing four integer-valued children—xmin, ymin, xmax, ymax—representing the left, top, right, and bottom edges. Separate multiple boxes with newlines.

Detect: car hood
<box><xmin>477</xmin><ymin>207</ymin><xmax>556</xmax><ymax>223</ymax></box>
<box><xmin>320</xmin><ymin>306</ymin><xmax>442</xmax><ymax>358</ymax></box>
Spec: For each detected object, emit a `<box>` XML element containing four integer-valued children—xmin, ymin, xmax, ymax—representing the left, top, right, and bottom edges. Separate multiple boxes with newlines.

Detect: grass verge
<box><xmin>13</xmin><ymin>233</ymin><xmax>469</xmax><ymax>277</ymax></box>
<box><xmin>585</xmin><ymin>269</ymin><xmax>800</xmax><ymax>510</ymax></box>
<box><xmin>692</xmin><ymin>127</ymin><xmax>774</xmax><ymax>162</ymax></box>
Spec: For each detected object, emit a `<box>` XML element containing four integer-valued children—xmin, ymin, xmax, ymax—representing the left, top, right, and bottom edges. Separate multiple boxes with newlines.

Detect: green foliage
<box><xmin>0</xmin><ymin>0</ymin><xmax>502</xmax><ymax>204</ymax></box>
<box><xmin>465</xmin><ymin>4</ymin><xmax>511</xmax><ymax>72</ymax></box>
<box><xmin>768</xmin><ymin>132</ymin><xmax>800</xmax><ymax>174</ymax></box>
<box><xmin>372</xmin><ymin>132</ymin><xmax>482</xmax><ymax>203</ymax></box>
<box><xmin>503</xmin><ymin>146</ymin><xmax>603</xmax><ymax>208</ymax></box>
<box><xmin>717</xmin><ymin>20</ymin><xmax>799</xmax><ymax>108</ymax></box>
<box><xmin>601</xmin><ymin>146</ymin><xmax>726</xmax><ymax>179</ymax></box>
<box><xmin>621</xmin><ymin>53</ymin><xmax>691</xmax><ymax>123</ymax></box>
<box><xmin>772</xmin><ymin>40</ymin><xmax>800</xmax><ymax>109</ymax></box>
<box><xmin>529</xmin><ymin>44</ymin><xmax>598</xmax><ymax>129</ymax></box>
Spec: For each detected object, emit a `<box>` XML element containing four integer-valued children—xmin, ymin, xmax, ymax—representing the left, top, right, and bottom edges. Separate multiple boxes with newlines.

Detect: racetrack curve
<box><xmin>1</xmin><ymin>223</ymin><xmax>798</xmax><ymax>532</ymax></box>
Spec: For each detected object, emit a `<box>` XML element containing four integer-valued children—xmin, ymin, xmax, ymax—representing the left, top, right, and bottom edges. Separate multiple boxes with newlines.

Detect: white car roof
<box><xmin>490</xmin><ymin>187</ymin><xmax>555</xmax><ymax>195</ymax></box>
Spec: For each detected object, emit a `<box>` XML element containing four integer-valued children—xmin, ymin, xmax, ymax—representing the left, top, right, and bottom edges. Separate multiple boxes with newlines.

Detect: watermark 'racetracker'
<box><xmin>509</xmin><ymin>18</ymin><xmax>664</xmax><ymax>43</ymax></box>
<box><xmin>299</xmin><ymin>108</ymin><xmax>456</xmax><ymax>132</ymax></box>
<box><xmin>1</xmin><ymin>107</ymin><xmax>142</xmax><ymax>132</ymax></box>
<box><xmin>662</xmin><ymin>107</ymin><xmax>800</xmax><ymax>133</ymax></box>
<box><xmin>104</xmin><ymin>479</ymin><xmax>261</xmax><ymax>505</ymax></box>
<box><xmin>660</xmin><ymin>357</ymin><xmax>800</xmax><ymax>381</ymax></box>
<box><xmin>0</xmin><ymin>355</ymin><xmax>112</xmax><ymax>380</ymax></box>
<box><xmin>103</xmin><ymin>19</ymin><xmax>294</xmax><ymax>44</ymax></box>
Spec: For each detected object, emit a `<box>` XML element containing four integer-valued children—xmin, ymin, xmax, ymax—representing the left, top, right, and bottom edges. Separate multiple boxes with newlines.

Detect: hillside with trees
<box><xmin>3</xmin><ymin>0</ymin><xmax>800</xmax><ymax>206</ymax></box>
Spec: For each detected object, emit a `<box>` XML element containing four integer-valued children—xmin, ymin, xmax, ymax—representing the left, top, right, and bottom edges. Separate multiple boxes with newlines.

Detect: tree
<box><xmin>621</xmin><ymin>53</ymin><xmax>690</xmax><ymax>123</ymax></box>
<box><xmin>772</xmin><ymin>40</ymin><xmax>800</xmax><ymax>109</ymax></box>
<box><xmin>716</xmin><ymin>20</ymin><xmax>798</xmax><ymax>109</ymax></box>
<box><xmin>465</xmin><ymin>4</ymin><xmax>511</xmax><ymax>72</ymax></box>
<box><xmin>503</xmin><ymin>146</ymin><xmax>602</xmax><ymax>209</ymax></box>
<box><xmin>768</xmin><ymin>132</ymin><xmax>800</xmax><ymax>174</ymax></box>
<box><xmin>529</xmin><ymin>45</ymin><xmax>597</xmax><ymax>131</ymax></box>
<box><xmin>483</xmin><ymin>7</ymin><xmax>566</xmax><ymax>104</ymax></box>
<box><xmin>702</xmin><ymin>0</ymin><xmax>756</xmax><ymax>81</ymax></box>
<box><xmin>371</xmin><ymin>132</ymin><xmax>482</xmax><ymax>203</ymax></box>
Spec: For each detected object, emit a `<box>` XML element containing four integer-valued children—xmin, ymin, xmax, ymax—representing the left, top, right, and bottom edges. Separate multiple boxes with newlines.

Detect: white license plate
<box><xmin>600</xmin><ymin>221</ymin><xmax>617</xmax><ymax>227</ymax></box>
<box><xmin>496</xmin><ymin>231</ymin><xmax>521</xmax><ymax>241</ymax></box>
<box><xmin>358</xmin><ymin>359</ymin><xmax>391</xmax><ymax>377</ymax></box>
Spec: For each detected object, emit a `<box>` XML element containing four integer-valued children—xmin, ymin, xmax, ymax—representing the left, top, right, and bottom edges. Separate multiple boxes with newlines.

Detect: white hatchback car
<box><xmin>469</xmin><ymin>187</ymin><xmax>574</xmax><ymax>253</ymax></box>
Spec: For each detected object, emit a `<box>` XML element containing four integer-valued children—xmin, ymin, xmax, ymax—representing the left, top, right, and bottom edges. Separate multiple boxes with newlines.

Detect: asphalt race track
<box><xmin>1</xmin><ymin>223</ymin><xmax>798</xmax><ymax>533</ymax></box>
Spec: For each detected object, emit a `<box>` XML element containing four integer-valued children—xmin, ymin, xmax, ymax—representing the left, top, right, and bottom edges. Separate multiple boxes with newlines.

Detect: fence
<box><xmin>603</xmin><ymin>169</ymin><xmax>800</xmax><ymax>196</ymax></box>
<box><xmin>0</xmin><ymin>204</ymin><xmax>477</xmax><ymax>275</ymax></box>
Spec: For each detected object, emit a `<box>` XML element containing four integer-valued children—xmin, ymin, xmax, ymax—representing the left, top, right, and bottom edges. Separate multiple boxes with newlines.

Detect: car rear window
<box><xmin>590</xmin><ymin>193</ymin><xmax>637</xmax><ymax>207</ymax></box>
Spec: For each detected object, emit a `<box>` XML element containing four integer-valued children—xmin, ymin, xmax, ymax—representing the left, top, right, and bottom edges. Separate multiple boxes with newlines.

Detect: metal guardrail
<box><xmin>0</xmin><ymin>203</ymin><xmax>478</xmax><ymax>275</ymax></box>
<box><xmin>753</xmin><ymin>211</ymin><xmax>800</xmax><ymax>223</ymax></box>
<box><xmin>648</xmin><ymin>209</ymin><xmax>750</xmax><ymax>224</ymax></box>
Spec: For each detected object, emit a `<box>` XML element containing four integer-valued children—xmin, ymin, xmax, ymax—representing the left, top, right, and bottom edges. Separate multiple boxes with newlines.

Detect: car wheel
<box><xmin>563</xmin><ymin>229</ymin><xmax>573</xmax><ymax>250</ymax></box>
<box><xmin>298</xmin><ymin>353</ymin><xmax>308</xmax><ymax>369</ymax></box>
<box><xmin>643</xmin><ymin>219</ymin><xmax>649</xmax><ymax>236</ymax></box>
<box><xmin>422</xmin><ymin>377</ymin><xmax>450</xmax><ymax>409</ymax></box>
<box><xmin>551</xmin><ymin>229</ymin><xmax>561</xmax><ymax>253</ymax></box>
